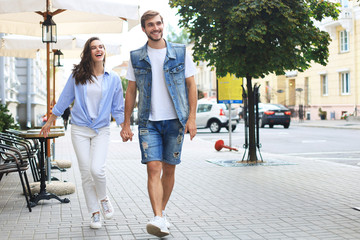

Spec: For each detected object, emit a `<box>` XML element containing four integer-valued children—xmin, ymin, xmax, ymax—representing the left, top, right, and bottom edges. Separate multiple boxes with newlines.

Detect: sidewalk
<box><xmin>1</xmin><ymin>122</ymin><xmax>360</xmax><ymax>239</ymax></box>
<box><xmin>292</xmin><ymin>119</ymin><xmax>360</xmax><ymax>130</ymax></box>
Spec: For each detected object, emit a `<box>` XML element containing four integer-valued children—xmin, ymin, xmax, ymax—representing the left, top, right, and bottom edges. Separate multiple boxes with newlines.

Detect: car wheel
<box><xmin>284</xmin><ymin>123</ymin><xmax>290</xmax><ymax>129</ymax></box>
<box><xmin>209</xmin><ymin>120</ymin><xmax>221</xmax><ymax>133</ymax></box>
<box><xmin>225</xmin><ymin>125</ymin><xmax>236</xmax><ymax>132</ymax></box>
<box><xmin>269</xmin><ymin>124</ymin><xmax>274</xmax><ymax>128</ymax></box>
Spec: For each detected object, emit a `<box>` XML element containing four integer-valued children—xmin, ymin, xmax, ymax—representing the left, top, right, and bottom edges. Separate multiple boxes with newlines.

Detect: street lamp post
<box><xmin>51</xmin><ymin>49</ymin><xmax>64</xmax><ymax>115</ymax></box>
<box><xmin>42</xmin><ymin>14</ymin><xmax>57</xmax><ymax>120</ymax></box>
<box><xmin>51</xmin><ymin>49</ymin><xmax>63</xmax><ymax>112</ymax></box>
<box><xmin>41</xmin><ymin>12</ymin><xmax>57</xmax><ymax>160</ymax></box>
<box><xmin>50</xmin><ymin>49</ymin><xmax>64</xmax><ymax>173</ymax></box>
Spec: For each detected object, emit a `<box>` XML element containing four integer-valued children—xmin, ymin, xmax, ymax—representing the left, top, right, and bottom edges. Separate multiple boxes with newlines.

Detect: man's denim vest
<box><xmin>130</xmin><ymin>40</ymin><xmax>189</xmax><ymax>127</ymax></box>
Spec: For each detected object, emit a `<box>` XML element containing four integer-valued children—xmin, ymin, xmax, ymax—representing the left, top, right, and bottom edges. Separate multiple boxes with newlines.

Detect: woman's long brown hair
<box><xmin>72</xmin><ymin>37</ymin><xmax>106</xmax><ymax>85</ymax></box>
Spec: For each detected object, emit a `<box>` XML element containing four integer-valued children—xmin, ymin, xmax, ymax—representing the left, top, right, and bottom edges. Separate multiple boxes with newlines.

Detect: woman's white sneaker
<box><xmin>100</xmin><ymin>198</ymin><xmax>114</xmax><ymax>219</ymax></box>
<box><xmin>90</xmin><ymin>212</ymin><xmax>101</xmax><ymax>229</ymax></box>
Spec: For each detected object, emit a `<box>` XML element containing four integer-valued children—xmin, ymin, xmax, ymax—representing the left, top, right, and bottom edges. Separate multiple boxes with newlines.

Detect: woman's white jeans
<box><xmin>71</xmin><ymin>124</ymin><xmax>110</xmax><ymax>213</ymax></box>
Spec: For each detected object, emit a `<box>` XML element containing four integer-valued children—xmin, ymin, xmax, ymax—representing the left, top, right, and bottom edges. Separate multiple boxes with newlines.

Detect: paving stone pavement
<box><xmin>1</xmin><ymin>121</ymin><xmax>360</xmax><ymax>240</ymax></box>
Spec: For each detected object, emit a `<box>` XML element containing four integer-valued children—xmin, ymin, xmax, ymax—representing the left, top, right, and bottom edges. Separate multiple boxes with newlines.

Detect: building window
<box><xmin>340</xmin><ymin>0</ymin><xmax>349</xmax><ymax>8</ymax></box>
<box><xmin>340</xmin><ymin>72</ymin><xmax>350</xmax><ymax>95</ymax></box>
<box><xmin>321</xmin><ymin>75</ymin><xmax>328</xmax><ymax>96</ymax></box>
<box><xmin>340</xmin><ymin>30</ymin><xmax>349</xmax><ymax>52</ymax></box>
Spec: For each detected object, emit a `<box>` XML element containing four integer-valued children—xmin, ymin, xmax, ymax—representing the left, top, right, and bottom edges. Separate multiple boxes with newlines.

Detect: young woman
<box><xmin>41</xmin><ymin>37</ymin><xmax>124</xmax><ymax>229</ymax></box>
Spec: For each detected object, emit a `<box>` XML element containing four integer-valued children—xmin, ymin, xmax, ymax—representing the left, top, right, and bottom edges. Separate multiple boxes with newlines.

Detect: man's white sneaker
<box><xmin>90</xmin><ymin>212</ymin><xmax>101</xmax><ymax>229</ymax></box>
<box><xmin>100</xmin><ymin>198</ymin><xmax>114</xmax><ymax>219</ymax></box>
<box><xmin>162</xmin><ymin>210</ymin><xmax>171</xmax><ymax>228</ymax></box>
<box><xmin>146</xmin><ymin>216</ymin><xmax>170</xmax><ymax>237</ymax></box>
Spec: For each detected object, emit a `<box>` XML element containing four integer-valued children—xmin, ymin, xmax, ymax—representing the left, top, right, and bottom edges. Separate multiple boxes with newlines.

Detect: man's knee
<box><xmin>147</xmin><ymin>161</ymin><xmax>162</xmax><ymax>177</ymax></box>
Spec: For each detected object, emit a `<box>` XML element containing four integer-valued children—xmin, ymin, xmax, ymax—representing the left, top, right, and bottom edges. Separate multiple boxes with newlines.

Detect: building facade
<box><xmin>186</xmin><ymin>44</ymin><xmax>217</xmax><ymax>99</ymax></box>
<box><xmin>0</xmin><ymin>55</ymin><xmax>47</xmax><ymax>129</ymax></box>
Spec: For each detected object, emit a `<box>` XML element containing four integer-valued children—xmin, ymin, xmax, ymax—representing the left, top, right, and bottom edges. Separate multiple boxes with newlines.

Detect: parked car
<box><xmin>196</xmin><ymin>98</ymin><xmax>240</xmax><ymax>133</ymax></box>
<box><xmin>258</xmin><ymin>103</ymin><xmax>291</xmax><ymax>128</ymax></box>
<box><xmin>130</xmin><ymin>108</ymin><xmax>138</xmax><ymax>125</ymax></box>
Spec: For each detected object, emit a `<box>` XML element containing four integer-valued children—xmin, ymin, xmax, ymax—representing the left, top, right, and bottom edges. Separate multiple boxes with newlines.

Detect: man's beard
<box><xmin>146</xmin><ymin>30</ymin><xmax>163</xmax><ymax>42</ymax></box>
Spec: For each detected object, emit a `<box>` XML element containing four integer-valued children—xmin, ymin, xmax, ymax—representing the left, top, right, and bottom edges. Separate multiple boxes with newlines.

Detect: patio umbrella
<box><xmin>0</xmin><ymin>35</ymin><xmax>74</xmax><ymax>58</ymax></box>
<box><xmin>0</xmin><ymin>34</ymin><xmax>122</xmax><ymax>59</ymax></box>
<box><xmin>0</xmin><ymin>0</ymin><xmax>139</xmax><ymax>118</ymax></box>
<box><xmin>0</xmin><ymin>0</ymin><xmax>139</xmax><ymax>36</ymax></box>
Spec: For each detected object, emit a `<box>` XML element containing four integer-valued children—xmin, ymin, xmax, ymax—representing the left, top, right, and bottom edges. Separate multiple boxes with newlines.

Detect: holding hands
<box><xmin>120</xmin><ymin>124</ymin><xmax>134</xmax><ymax>142</ymax></box>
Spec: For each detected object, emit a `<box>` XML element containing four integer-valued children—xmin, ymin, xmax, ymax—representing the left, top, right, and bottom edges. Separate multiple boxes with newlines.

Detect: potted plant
<box><xmin>318</xmin><ymin>108</ymin><xmax>327</xmax><ymax>120</ymax></box>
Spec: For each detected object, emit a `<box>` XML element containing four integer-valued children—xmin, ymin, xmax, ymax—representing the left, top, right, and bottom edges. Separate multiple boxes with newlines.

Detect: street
<box><xmin>196</xmin><ymin>122</ymin><xmax>360</xmax><ymax>167</ymax></box>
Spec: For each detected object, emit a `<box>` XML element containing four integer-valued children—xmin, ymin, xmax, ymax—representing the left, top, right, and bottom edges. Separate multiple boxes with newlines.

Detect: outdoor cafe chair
<box><xmin>2</xmin><ymin>130</ymin><xmax>40</xmax><ymax>156</ymax></box>
<box><xmin>0</xmin><ymin>133</ymin><xmax>40</xmax><ymax>182</ymax></box>
<box><xmin>0</xmin><ymin>144</ymin><xmax>33</xmax><ymax>212</ymax></box>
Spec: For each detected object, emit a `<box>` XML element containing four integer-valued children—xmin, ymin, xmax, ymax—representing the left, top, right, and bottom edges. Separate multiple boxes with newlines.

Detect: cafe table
<box><xmin>18</xmin><ymin>129</ymin><xmax>70</xmax><ymax>206</ymax></box>
<box><xmin>33</xmin><ymin>126</ymin><xmax>66</xmax><ymax>180</ymax></box>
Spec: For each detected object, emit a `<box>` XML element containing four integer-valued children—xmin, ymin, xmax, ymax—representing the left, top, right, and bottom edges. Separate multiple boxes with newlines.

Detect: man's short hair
<box><xmin>141</xmin><ymin>10</ymin><xmax>164</xmax><ymax>28</ymax></box>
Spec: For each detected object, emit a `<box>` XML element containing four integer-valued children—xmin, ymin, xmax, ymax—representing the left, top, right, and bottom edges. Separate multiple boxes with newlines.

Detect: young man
<box><xmin>120</xmin><ymin>10</ymin><xmax>197</xmax><ymax>238</ymax></box>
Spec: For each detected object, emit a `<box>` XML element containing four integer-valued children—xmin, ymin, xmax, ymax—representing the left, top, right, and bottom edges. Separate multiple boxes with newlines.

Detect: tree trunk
<box><xmin>246</xmin><ymin>74</ymin><xmax>257</xmax><ymax>162</ymax></box>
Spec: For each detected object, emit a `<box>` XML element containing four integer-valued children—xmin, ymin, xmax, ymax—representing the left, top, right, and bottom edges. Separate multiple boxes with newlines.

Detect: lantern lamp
<box><xmin>42</xmin><ymin>15</ymin><xmax>57</xmax><ymax>43</ymax></box>
<box><xmin>54</xmin><ymin>50</ymin><xmax>64</xmax><ymax>67</ymax></box>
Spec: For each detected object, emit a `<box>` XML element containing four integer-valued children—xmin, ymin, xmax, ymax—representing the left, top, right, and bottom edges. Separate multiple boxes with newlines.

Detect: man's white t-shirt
<box><xmin>126</xmin><ymin>45</ymin><xmax>196</xmax><ymax>121</ymax></box>
<box><xmin>86</xmin><ymin>75</ymin><xmax>103</xmax><ymax>120</ymax></box>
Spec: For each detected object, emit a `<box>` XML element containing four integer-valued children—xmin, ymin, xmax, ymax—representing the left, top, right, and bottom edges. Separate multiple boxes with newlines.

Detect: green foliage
<box><xmin>169</xmin><ymin>0</ymin><xmax>340</xmax><ymax>79</ymax></box>
<box><xmin>166</xmin><ymin>25</ymin><xmax>192</xmax><ymax>44</ymax></box>
<box><xmin>121</xmin><ymin>76</ymin><xmax>128</xmax><ymax>99</ymax></box>
<box><xmin>0</xmin><ymin>104</ymin><xmax>19</xmax><ymax>132</ymax></box>
<box><xmin>318</xmin><ymin>107</ymin><xmax>327</xmax><ymax>119</ymax></box>
<box><xmin>197</xmin><ymin>89</ymin><xmax>205</xmax><ymax>99</ymax></box>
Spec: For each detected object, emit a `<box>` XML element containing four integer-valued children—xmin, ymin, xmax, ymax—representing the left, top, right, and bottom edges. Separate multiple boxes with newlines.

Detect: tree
<box><xmin>198</xmin><ymin>89</ymin><xmax>205</xmax><ymax>99</ymax></box>
<box><xmin>166</xmin><ymin>24</ymin><xmax>192</xmax><ymax>44</ymax></box>
<box><xmin>169</xmin><ymin>0</ymin><xmax>339</xmax><ymax>162</ymax></box>
<box><xmin>121</xmin><ymin>76</ymin><xmax>128</xmax><ymax>99</ymax></box>
<box><xmin>0</xmin><ymin>104</ymin><xmax>19</xmax><ymax>132</ymax></box>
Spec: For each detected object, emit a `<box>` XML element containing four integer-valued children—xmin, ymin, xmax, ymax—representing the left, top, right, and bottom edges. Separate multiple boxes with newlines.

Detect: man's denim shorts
<box><xmin>138</xmin><ymin>119</ymin><xmax>185</xmax><ymax>165</ymax></box>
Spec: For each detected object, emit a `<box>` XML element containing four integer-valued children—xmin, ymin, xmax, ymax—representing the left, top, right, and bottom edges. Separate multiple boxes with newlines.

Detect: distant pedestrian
<box><xmin>120</xmin><ymin>10</ymin><xmax>197</xmax><ymax>238</ymax></box>
<box><xmin>62</xmin><ymin>107</ymin><xmax>71</xmax><ymax>130</ymax></box>
<box><xmin>40</xmin><ymin>37</ymin><xmax>124</xmax><ymax>229</ymax></box>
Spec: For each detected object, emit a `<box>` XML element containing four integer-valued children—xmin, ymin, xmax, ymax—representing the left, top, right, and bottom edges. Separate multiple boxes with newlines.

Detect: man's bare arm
<box><xmin>185</xmin><ymin>75</ymin><xmax>197</xmax><ymax>140</ymax></box>
<box><xmin>120</xmin><ymin>81</ymin><xmax>137</xmax><ymax>141</ymax></box>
